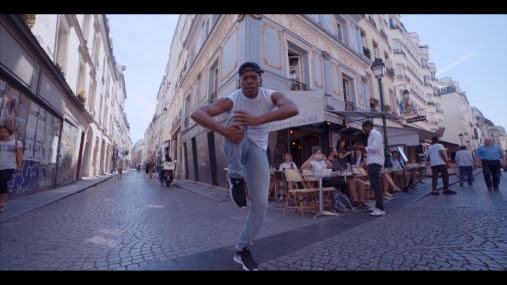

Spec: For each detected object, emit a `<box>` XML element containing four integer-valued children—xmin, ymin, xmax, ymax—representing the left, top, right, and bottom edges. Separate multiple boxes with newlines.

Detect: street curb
<box><xmin>172</xmin><ymin>180</ymin><xmax>229</xmax><ymax>202</ymax></box>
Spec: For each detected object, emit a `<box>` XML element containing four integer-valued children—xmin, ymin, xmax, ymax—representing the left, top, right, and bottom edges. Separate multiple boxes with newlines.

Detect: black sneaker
<box><xmin>229</xmin><ymin>178</ymin><xmax>247</xmax><ymax>208</ymax></box>
<box><xmin>443</xmin><ymin>189</ymin><xmax>456</xmax><ymax>195</ymax></box>
<box><xmin>431</xmin><ymin>191</ymin><xmax>440</xmax><ymax>195</ymax></box>
<box><xmin>234</xmin><ymin>246</ymin><xmax>258</xmax><ymax>271</ymax></box>
<box><xmin>493</xmin><ymin>187</ymin><xmax>499</xmax><ymax>191</ymax></box>
<box><xmin>460</xmin><ymin>183</ymin><xmax>464</xmax><ymax>187</ymax></box>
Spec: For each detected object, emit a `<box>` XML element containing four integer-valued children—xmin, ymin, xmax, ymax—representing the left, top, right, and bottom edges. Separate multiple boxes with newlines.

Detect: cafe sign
<box><xmin>406</xmin><ymin>116</ymin><xmax>427</xmax><ymax>123</ymax></box>
<box><xmin>270</xmin><ymin>91</ymin><xmax>325</xmax><ymax>131</ymax></box>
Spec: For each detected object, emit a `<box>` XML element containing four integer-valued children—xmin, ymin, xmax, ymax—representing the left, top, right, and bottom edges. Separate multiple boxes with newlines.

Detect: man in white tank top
<box><xmin>191</xmin><ymin>62</ymin><xmax>298</xmax><ymax>271</ymax></box>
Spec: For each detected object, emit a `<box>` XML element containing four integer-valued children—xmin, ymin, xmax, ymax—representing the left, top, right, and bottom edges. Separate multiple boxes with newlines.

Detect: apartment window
<box><xmin>184</xmin><ymin>95</ymin><xmax>190</xmax><ymax>127</ymax></box>
<box><xmin>372</xmin><ymin>41</ymin><xmax>379</xmax><ymax>59</ymax></box>
<box><xmin>334</xmin><ymin>15</ymin><xmax>348</xmax><ymax>45</ymax></box>
<box><xmin>289</xmin><ymin>54</ymin><xmax>302</xmax><ymax>82</ymax></box>
<box><xmin>88</xmin><ymin>79</ymin><xmax>96</xmax><ymax>111</ymax></box>
<box><xmin>99</xmin><ymin>95</ymin><xmax>104</xmax><ymax>124</ymax></box>
<box><xmin>287</xmin><ymin>42</ymin><xmax>307</xmax><ymax>90</ymax></box>
<box><xmin>56</xmin><ymin>16</ymin><xmax>69</xmax><ymax>76</ymax></box>
<box><xmin>104</xmin><ymin>106</ymin><xmax>109</xmax><ymax>131</ymax></box>
<box><xmin>82</xmin><ymin>14</ymin><xmax>91</xmax><ymax>41</ymax></box>
<box><xmin>208</xmin><ymin>60</ymin><xmax>219</xmax><ymax>103</ymax></box>
<box><xmin>288</xmin><ymin>53</ymin><xmax>305</xmax><ymax>91</ymax></box>
<box><xmin>92</xmin><ymin>33</ymin><xmax>100</xmax><ymax>68</ymax></box>
<box><xmin>336</xmin><ymin>22</ymin><xmax>343</xmax><ymax>42</ymax></box>
<box><xmin>77</xmin><ymin>60</ymin><xmax>86</xmax><ymax>93</ymax></box>
<box><xmin>343</xmin><ymin>77</ymin><xmax>355</xmax><ymax>111</ymax></box>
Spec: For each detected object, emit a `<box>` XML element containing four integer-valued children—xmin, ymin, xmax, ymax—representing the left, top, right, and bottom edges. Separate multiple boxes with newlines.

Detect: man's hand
<box><xmin>233</xmin><ymin>110</ymin><xmax>258</xmax><ymax>126</ymax></box>
<box><xmin>223</xmin><ymin>123</ymin><xmax>246</xmax><ymax>144</ymax></box>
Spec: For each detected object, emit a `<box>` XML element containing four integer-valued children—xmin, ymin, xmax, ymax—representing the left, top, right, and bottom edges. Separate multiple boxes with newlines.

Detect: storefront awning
<box><xmin>386</xmin><ymin>126</ymin><xmax>420</xmax><ymax>146</ymax></box>
<box><xmin>330</xmin><ymin>110</ymin><xmax>439</xmax><ymax>146</ymax></box>
<box><xmin>402</xmin><ymin>125</ymin><xmax>439</xmax><ymax>142</ymax></box>
<box><xmin>271</xmin><ymin>91</ymin><xmax>330</xmax><ymax>131</ymax></box>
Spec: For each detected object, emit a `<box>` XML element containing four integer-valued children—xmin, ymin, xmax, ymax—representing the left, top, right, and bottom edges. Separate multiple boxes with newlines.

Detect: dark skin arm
<box><xmin>191</xmin><ymin>92</ymin><xmax>298</xmax><ymax>144</ymax></box>
<box><xmin>232</xmin><ymin>92</ymin><xmax>298</xmax><ymax>127</ymax></box>
<box><xmin>191</xmin><ymin>98</ymin><xmax>245</xmax><ymax>143</ymax></box>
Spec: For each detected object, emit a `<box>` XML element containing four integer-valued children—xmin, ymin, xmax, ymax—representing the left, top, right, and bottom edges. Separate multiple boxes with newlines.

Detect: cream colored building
<box><xmin>384</xmin><ymin>14</ymin><xmax>444</xmax><ymax>136</ymax></box>
<box><xmin>438</xmin><ymin>77</ymin><xmax>479</xmax><ymax>151</ymax></box>
<box><xmin>144</xmin><ymin>14</ymin><xmax>450</xmax><ymax>187</ymax></box>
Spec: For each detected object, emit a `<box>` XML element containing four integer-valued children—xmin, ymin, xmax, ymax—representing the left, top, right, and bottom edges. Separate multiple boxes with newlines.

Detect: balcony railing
<box><xmin>380</xmin><ymin>30</ymin><xmax>388</xmax><ymax>41</ymax></box>
<box><xmin>386</xmin><ymin>68</ymin><xmax>395</xmax><ymax>78</ymax></box>
<box><xmin>289</xmin><ymin>79</ymin><xmax>307</xmax><ymax>91</ymax></box>
<box><xmin>368</xmin><ymin>16</ymin><xmax>377</xmax><ymax>28</ymax></box>
<box><xmin>363</xmin><ymin>47</ymin><xmax>371</xmax><ymax>59</ymax></box>
<box><xmin>345</xmin><ymin>100</ymin><xmax>354</xmax><ymax>111</ymax></box>
<box><xmin>396</xmin><ymin>75</ymin><xmax>411</xmax><ymax>82</ymax></box>
<box><xmin>393</xmin><ymin>49</ymin><xmax>406</xmax><ymax>57</ymax></box>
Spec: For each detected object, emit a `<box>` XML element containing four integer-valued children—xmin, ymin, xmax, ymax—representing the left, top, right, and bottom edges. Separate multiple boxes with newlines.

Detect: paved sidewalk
<box><xmin>0</xmin><ymin>175</ymin><xmax>114</xmax><ymax>223</ymax></box>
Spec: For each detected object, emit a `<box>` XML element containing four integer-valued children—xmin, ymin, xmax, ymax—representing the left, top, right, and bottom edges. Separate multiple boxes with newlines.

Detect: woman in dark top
<box><xmin>336</xmin><ymin>139</ymin><xmax>352</xmax><ymax>170</ymax></box>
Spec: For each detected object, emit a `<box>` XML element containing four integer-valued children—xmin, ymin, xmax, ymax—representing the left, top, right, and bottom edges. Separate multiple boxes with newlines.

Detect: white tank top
<box><xmin>226</xmin><ymin>87</ymin><xmax>276</xmax><ymax>150</ymax></box>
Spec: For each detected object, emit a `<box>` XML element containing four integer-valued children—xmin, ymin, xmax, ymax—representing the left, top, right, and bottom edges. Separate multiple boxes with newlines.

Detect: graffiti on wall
<box><xmin>1</xmin><ymin>76</ymin><xmax>61</xmax><ymax>195</ymax></box>
<box><xmin>56</xmin><ymin>121</ymin><xmax>79</xmax><ymax>185</ymax></box>
<box><xmin>8</xmin><ymin>160</ymin><xmax>50</xmax><ymax>194</ymax></box>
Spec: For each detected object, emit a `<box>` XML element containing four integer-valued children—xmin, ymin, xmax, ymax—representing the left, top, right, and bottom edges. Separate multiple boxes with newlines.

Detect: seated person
<box><xmin>382</xmin><ymin>168</ymin><xmax>401</xmax><ymax>195</ymax></box>
<box><xmin>390</xmin><ymin>150</ymin><xmax>411</xmax><ymax>190</ymax></box>
<box><xmin>301</xmin><ymin>146</ymin><xmax>349</xmax><ymax>196</ymax></box>
<box><xmin>359</xmin><ymin>154</ymin><xmax>400</xmax><ymax>198</ymax></box>
<box><xmin>350</xmin><ymin>151</ymin><xmax>368</xmax><ymax>209</ymax></box>
<box><xmin>279</xmin><ymin>153</ymin><xmax>298</xmax><ymax>171</ymax></box>
<box><xmin>328</xmin><ymin>147</ymin><xmax>343</xmax><ymax>172</ymax></box>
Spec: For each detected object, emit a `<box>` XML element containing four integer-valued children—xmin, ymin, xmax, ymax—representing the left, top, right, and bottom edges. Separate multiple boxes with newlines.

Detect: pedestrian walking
<box><xmin>455</xmin><ymin>145</ymin><xmax>474</xmax><ymax>187</ymax></box>
<box><xmin>476</xmin><ymin>138</ymin><xmax>505</xmax><ymax>191</ymax></box>
<box><xmin>0</xmin><ymin>125</ymin><xmax>24</xmax><ymax>213</ymax></box>
<box><xmin>191</xmin><ymin>61</ymin><xmax>298</xmax><ymax>271</ymax></box>
<box><xmin>425</xmin><ymin>136</ymin><xmax>456</xmax><ymax>195</ymax></box>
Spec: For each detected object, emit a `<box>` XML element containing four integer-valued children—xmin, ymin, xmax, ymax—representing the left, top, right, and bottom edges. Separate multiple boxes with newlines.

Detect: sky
<box><xmin>400</xmin><ymin>14</ymin><xmax>507</xmax><ymax>131</ymax></box>
<box><xmin>107</xmin><ymin>14</ymin><xmax>507</xmax><ymax>144</ymax></box>
<box><xmin>107</xmin><ymin>14</ymin><xmax>179</xmax><ymax>144</ymax></box>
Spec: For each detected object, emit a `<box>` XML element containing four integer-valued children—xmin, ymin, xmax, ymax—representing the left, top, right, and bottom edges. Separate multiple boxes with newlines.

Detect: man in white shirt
<box><xmin>191</xmin><ymin>62</ymin><xmax>299</xmax><ymax>271</ymax></box>
<box><xmin>424</xmin><ymin>136</ymin><xmax>456</xmax><ymax>195</ymax></box>
<box><xmin>358</xmin><ymin>120</ymin><xmax>385</xmax><ymax>217</ymax></box>
<box><xmin>455</xmin><ymin>145</ymin><xmax>474</xmax><ymax>187</ymax></box>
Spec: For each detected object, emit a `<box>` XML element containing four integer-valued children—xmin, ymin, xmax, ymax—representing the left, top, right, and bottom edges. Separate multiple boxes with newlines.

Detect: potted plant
<box><xmin>77</xmin><ymin>89</ymin><xmax>87</xmax><ymax>104</ymax></box>
<box><xmin>21</xmin><ymin>14</ymin><xmax>36</xmax><ymax>28</ymax></box>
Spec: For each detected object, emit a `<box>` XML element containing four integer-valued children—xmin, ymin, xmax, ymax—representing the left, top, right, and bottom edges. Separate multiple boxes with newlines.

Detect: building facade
<box><xmin>438</xmin><ymin>77</ymin><xmax>479</xmax><ymax>151</ymax></box>
<box><xmin>0</xmin><ymin>14</ymin><xmax>131</xmax><ymax>199</ymax></box>
<box><xmin>143</xmin><ymin>14</ymin><xmax>504</xmax><ymax>188</ymax></box>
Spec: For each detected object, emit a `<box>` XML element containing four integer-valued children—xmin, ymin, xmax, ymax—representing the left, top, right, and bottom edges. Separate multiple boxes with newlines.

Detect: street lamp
<box><xmin>459</xmin><ymin>133</ymin><xmax>464</xmax><ymax>146</ymax></box>
<box><xmin>402</xmin><ymin>89</ymin><xmax>410</xmax><ymax>99</ymax></box>
<box><xmin>371</xmin><ymin>58</ymin><xmax>392</xmax><ymax>168</ymax></box>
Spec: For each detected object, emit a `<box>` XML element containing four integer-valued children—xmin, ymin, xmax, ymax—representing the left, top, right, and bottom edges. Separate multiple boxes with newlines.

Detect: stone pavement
<box><xmin>1</xmin><ymin>168</ymin><xmax>505</xmax><ymax>271</ymax></box>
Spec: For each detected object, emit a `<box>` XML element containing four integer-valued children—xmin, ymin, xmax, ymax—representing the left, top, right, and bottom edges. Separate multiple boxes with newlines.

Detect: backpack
<box><xmin>332</xmin><ymin>191</ymin><xmax>354</xmax><ymax>213</ymax></box>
